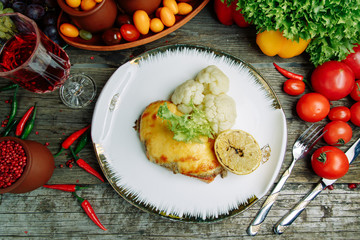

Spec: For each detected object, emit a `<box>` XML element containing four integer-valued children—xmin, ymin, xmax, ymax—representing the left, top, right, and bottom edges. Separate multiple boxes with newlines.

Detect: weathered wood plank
<box><xmin>0</xmin><ymin>183</ymin><xmax>359</xmax><ymax>239</ymax></box>
<box><xmin>0</xmin><ymin>3</ymin><xmax>359</xmax><ymax>239</ymax></box>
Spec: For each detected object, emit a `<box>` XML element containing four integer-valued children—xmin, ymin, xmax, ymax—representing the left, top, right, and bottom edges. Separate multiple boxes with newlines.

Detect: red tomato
<box><xmin>311</xmin><ymin>61</ymin><xmax>355</xmax><ymax>101</ymax></box>
<box><xmin>350</xmin><ymin>80</ymin><xmax>360</xmax><ymax>101</ymax></box>
<box><xmin>311</xmin><ymin>146</ymin><xmax>349</xmax><ymax>179</ymax></box>
<box><xmin>120</xmin><ymin>24</ymin><xmax>140</xmax><ymax>42</ymax></box>
<box><xmin>323</xmin><ymin>121</ymin><xmax>352</xmax><ymax>145</ymax></box>
<box><xmin>283</xmin><ymin>79</ymin><xmax>305</xmax><ymax>96</ymax></box>
<box><xmin>296</xmin><ymin>93</ymin><xmax>330</xmax><ymax>122</ymax></box>
<box><xmin>328</xmin><ymin>106</ymin><xmax>351</xmax><ymax>122</ymax></box>
<box><xmin>116</xmin><ymin>14</ymin><xmax>132</xmax><ymax>27</ymax></box>
<box><xmin>342</xmin><ymin>44</ymin><xmax>360</xmax><ymax>79</ymax></box>
<box><xmin>102</xmin><ymin>28</ymin><xmax>121</xmax><ymax>45</ymax></box>
<box><xmin>350</xmin><ymin>101</ymin><xmax>360</xmax><ymax>126</ymax></box>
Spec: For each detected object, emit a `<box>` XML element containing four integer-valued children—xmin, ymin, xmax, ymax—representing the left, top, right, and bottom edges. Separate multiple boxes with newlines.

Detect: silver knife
<box><xmin>273</xmin><ymin>136</ymin><xmax>360</xmax><ymax>234</ymax></box>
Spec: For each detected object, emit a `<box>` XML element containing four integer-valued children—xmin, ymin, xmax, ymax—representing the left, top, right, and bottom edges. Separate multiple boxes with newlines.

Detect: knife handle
<box><xmin>247</xmin><ymin>160</ymin><xmax>296</xmax><ymax>236</ymax></box>
<box><xmin>273</xmin><ymin>181</ymin><xmax>325</xmax><ymax>234</ymax></box>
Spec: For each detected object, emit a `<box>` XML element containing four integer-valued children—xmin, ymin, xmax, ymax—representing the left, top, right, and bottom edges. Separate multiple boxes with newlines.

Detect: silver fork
<box><xmin>247</xmin><ymin>124</ymin><xmax>325</xmax><ymax>236</ymax></box>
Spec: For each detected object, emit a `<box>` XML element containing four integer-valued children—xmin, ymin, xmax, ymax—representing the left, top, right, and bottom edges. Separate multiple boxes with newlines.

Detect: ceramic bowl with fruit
<box><xmin>57</xmin><ymin>0</ymin><xmax>117</xmax><ymax>33</ymax></box>
<box><xmin>57</xmin><ymin>0</ymin><xmax>209</xmax><ymax>51</ymax></box>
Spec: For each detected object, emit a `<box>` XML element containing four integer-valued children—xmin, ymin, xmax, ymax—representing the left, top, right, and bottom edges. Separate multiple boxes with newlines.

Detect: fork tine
<box><xmin>297</xmin><ymin>123</ymin><xmax>316</xmax><ymax>142</ymax></box>
<box><xmin>303</xmin><ymin>126</ymin><xmax>325</xmax><ymax>153</ymax></box>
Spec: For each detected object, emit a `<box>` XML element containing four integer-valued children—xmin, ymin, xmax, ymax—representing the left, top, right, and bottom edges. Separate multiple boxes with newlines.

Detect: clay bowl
<box><xmin>117</xmin><ymin>0</ymin><xmax>162</xmax><ymax>15</ymax></box>
<box><xmin>57</xmin><ymin>0</ymin><xmax>117</xmax><ymax>33</ymax></box>
<box><xmin>57</xmin><ymin>0</ymin><xmax>210</xmax><ymax>51</ymax></box>
<box><xmin>0</xmin><ymin>137</ymin><xmax>55</xmax><ymax>194</ymax></box>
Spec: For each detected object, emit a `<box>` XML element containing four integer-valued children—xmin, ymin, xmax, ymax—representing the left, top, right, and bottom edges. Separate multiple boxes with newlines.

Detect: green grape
<box><xmin>79</xmin><ymin>29</ymin><xmax>92</xmax><ymax>40</ymax></box>
<box><xmin>0</xmin><ymin>24</ymin><xmax>9</xmax><ymax>33</ymax></box>
<box><xmin>4</xmin><ymin>16</ymin><xmax>15</xmax><ymax>29</ymax></box>
<box><xmin>3</xmin><ymin>8</ymin><xmax>14</xmax><ymax>13</ymax></box>
<box><xmin>0</xmin><ymin>8</ymin><xmax>16</xmax><ymax>41</ymax></box>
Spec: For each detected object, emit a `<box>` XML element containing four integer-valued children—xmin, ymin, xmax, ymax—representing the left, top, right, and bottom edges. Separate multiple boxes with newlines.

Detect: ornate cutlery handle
<box><xmin>273</xmin><ymin>182</ymin><xmax>325</xmax><ymax>234</ymax></box>
<box><xmin>247</xmin><ymin>161</ymin><xmax>296</xmax><ymax>236</ymax></box>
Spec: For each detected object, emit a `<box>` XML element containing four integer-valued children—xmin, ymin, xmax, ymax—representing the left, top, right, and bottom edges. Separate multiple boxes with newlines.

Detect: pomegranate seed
<box><xmin>348</xmin><ymin>183</ymin><xmax>357</xmax><ymax>189</ymax></box>
<box><xmin>0</xmin><ymin>140</ymin><xmax>27</xmax><ymax>189</ymax></box>
<box><xmin>326</xmin><ymin>184</ymin><xmax>334</xmax><ymax>190</ymax></box>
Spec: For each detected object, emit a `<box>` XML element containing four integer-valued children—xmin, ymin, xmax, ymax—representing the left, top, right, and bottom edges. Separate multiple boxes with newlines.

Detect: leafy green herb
<box><xmin>230</xmin><ymin>0</ymin><xmax>360</xmax><ymax>66</ymax></box>
<box><xmin>157</xmin><ymin>102</ymin><xmax>214</xmax><ymax>143</ymax></box>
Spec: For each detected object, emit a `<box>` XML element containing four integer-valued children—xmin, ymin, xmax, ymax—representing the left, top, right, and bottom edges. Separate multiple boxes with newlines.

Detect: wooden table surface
<box><xmin>1</xmin><ymin>3</ymin><xmax>360</xmax><ymax>239</ymax></box>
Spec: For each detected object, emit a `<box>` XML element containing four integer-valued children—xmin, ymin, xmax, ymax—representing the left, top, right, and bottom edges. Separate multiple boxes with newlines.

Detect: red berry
<box><xmin>326</xmin><ymin>184</ymin><xmax>334</xmax><ymax>190</ymax></box>
<box><xmin>348</xmin><ymin>183</ymin><xmax>357</xmax><ymax>189</ymax></box>
<box><xmin>0</xmin><ymin>140</ymin><xmax>27</xmax><ymax>189</ymax></box>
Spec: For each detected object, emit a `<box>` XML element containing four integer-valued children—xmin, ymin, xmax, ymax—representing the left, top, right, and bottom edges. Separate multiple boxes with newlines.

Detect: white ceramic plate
<box><xmin>91</xmin><ymin>45</ymin><xmax>287</xmax><ymax>222</ymax></box>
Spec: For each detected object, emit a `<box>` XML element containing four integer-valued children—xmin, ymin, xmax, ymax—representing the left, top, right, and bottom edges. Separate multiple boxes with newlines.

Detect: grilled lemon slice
<box><xmin>214</xmin><ymin>129</ymin><xmax>261</xmax><ymax>175</ymax></box>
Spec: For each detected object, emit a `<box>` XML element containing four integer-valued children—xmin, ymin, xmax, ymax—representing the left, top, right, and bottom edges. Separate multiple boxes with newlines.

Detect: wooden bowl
<box><xmin>57</xmin><ymin>0</ymin><xmax>210</xmax><ymax>51</ymax></box>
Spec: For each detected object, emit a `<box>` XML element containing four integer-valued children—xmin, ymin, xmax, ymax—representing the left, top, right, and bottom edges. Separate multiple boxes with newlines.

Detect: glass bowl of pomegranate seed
<box><xmin>0</xmin><ymin>136</ymin><xmax>55</xmax><ymax>194</ymax></box>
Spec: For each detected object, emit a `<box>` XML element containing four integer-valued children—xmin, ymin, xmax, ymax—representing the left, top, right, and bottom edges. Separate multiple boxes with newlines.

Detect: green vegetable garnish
<box><xmin>229</xmin><ymin>0</ymin><xmax>360</xmax><ymax>66</ymax></box>
<box><xmin>157</xmin><ymin>102</ymin><xmax>214</xmax><ymax>143</ymax></box>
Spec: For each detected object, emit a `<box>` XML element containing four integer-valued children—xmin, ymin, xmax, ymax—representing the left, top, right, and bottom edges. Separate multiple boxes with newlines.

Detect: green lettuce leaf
<box><xmin>157</xmin><ymin>102</ymin><xmax>214</xmax><ymax>143</ymax></box>
<box><xmin>232</xmin><ymin>0</ymin><xmax>360</xmax><ymax>66</ymax></box>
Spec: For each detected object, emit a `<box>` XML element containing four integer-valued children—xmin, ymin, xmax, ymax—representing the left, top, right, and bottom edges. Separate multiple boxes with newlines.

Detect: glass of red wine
<box><xmin>0</xmin><ymin>12</ymin><xmax>70</xmax><ymax>93</ymax></box>
<box><xmin>0</xmin><ymin>12</ymin><xmax>96</xmax><ymax>108</ymax></box>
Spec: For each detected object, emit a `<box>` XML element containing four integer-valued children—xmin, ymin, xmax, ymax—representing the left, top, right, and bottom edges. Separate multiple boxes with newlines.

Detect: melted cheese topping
<box><xmin>139</xmin><ymin>101</ymin><xmax>223</xmax><ymax>182</ymax></box>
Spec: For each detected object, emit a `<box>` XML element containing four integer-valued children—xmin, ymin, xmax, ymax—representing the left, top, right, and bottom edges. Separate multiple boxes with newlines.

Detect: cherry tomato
<box><xmin>116</xmin><ymin>14</ymin><xmax>132</xmax><ymax>27</ymax></box>
<box><xmin>283</xmin><ymin>79</ymin><xmax>305</xmax><ymax>96</ymax></box>
<box><xmin>101</xmin><ymin>28</ymin><xmax>121</xmax><ymax>45</ymax></box>
<box><xmin>133</xmin><ymin>10</ymin><xmax>150</xmax><ymax>35</ymax></box>
<box><xmin>342</xmin><ymin>44</ymin><xmax>360</xmax><ymax>79</ymax></box>
<box><xmin>328</xmin><ymin>106</ymin><xmax>351</xmax><ymax>122</ymax></box>
<box><xmin>311</xmin><ymin>146</ymin><xmax>349</xmax><ymax>179</ymax></box>
<box><xmin>350</xmin><ymin>80</ymin><xmax>360</xmax><ymax>101</ymax></box>
<box><xmin>311</xmin><ymin>61</ymin><xmax>355</xmax><ymax>101</ymax></box>
<box><xmin>296</xmin><ymin>93</ymin><xmax>330</xmax><ymax>122</ymax></box>
<box><xmin>323</xmin><ymin>121</ymin><xmax>352</xmax><ymax>146</ymax></box>
<box><xmin>120</xmin><ymin>24</ymin><xmax>140</xmax><ymax>42</ymax></box>
<box><xmin>350</xmin><ymin>101</ymin><xmax>360</xmax><ymax>126</ymax></box>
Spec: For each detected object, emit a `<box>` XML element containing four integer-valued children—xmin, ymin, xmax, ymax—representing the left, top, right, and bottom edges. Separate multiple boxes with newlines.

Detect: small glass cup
<box><xmin>0</xmin><ymin>13</ymin><xmax>71</xmax><ymax>93</ymax></box>
<box><xmin>59</xmin><ymin>73</ymin><xmax>97</xmax><ymax>108</ymax></box>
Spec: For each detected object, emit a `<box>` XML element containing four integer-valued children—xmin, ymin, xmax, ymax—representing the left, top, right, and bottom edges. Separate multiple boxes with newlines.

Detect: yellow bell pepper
<box><xmin>256</xmin><ymin>30</ymin><xmax>311</xmax><ymax>58</ymax></box>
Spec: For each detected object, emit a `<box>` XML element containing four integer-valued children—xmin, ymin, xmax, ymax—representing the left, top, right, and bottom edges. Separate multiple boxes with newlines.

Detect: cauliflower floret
<box><xmin>195</xmin><ymin>65</ymin><xmax>229</xmax><ymax>95</ymax></box>
<box><xmin>201</xmin><ymin>94</ymin><xmax>237</xmax><ymax>134</ymax></box>
<box><xmin>171</xmin><ymin>79</ymin><xmax>204</xmax><ymax>114</ymax></box>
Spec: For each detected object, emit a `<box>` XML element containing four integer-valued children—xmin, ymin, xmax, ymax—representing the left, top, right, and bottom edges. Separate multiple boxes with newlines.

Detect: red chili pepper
<box><xmin>273</xmin><ymin>62</ymin><xmax>304</xmax><ymax>81</ymax></box>
<box><xmin>15</xmin><ymin>105</ymin><xmax>34</xmax><ymax>137</ymax></box>
<box><xmin>214</xmin><ymin>0</ymin><xmax>250</xmax><ymax>27</ymax></box>
<box><xmin>72</xmin><ymin>192</ymin><xmax>107</xmax><ymax>231</ymax></box>
<box><xmin>43</xmin><ymin>184</ymin><xmax>88</xmax><ymax>192</ymax></box>
<box><xmin>54</xmin><ymin>125</ymin><xmax>90</xmax><ymax>157</ymax></box>
<box><xmin>70</xmin><ymin>147</ymin><xmax>105</xmax><ymax>182</ymax></box>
